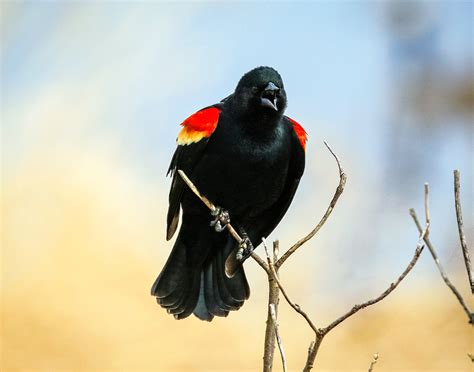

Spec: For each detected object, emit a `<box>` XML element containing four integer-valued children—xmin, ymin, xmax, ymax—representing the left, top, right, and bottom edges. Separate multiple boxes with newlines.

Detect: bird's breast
<box><xmin>195</xmin><ymin>124</ymin><xmax>290</xmax><ymax>219</ymax></box>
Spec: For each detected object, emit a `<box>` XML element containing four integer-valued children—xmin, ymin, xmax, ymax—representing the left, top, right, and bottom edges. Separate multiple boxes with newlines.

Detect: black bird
<box><xmin>151</xmin><ymin>66</ymin><xmax>306</xmax><ymax>321</ymax></box>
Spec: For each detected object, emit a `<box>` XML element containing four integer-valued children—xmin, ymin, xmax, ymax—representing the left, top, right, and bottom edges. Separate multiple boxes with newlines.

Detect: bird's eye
<box><xmin>252</xmin><ymin>87</ymin><xmax>259</xmax><ymax>94</ymax></box>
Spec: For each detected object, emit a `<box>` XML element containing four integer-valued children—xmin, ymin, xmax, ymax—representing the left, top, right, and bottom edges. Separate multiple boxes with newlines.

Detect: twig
<box><xmin>264</xmin><ymin>185</ymin><xmax>430</xmax><ymax>371</ymax></box>
<box><xmin>410</xmin><ymin>209</ymin><xmax>473</xmax><ymax>323</ymax></box>
<box><xmin>276</xmin><ymin>141</ymin><xmax>347</xmax><ymax>268</ymax></box>
<box><xmin>177</xmin><ymin>170</ymin><xmax>242</xmax><ymax>242</ymax></box>
<box><xmin>263</xmin><ymin>238</ymin><xmax>319</xmax><ymax>335</ymax></box>
<box><xmin>269</xmin><ymin>304</ymin><xmax>287</xmax><ymax>372</ymax></box>
<box><xmin>454</xmin><ymin>170</ymin><xmax>473</xmax><ymax>293</ymax></box>
<box><xmin>321</xmin><ymin>223</ymin><xmax>428</xmax><ymax>334</ymax></box>
<box><xmin>263</xmin><ymin>242</ymin><xmax>281</xmax><ymax>372</ymax></box>
<box><xmin>177</xmin><ymin>170</ymin><xmax>270</xmax><ymax>275</ymax></box>
<box><xmin>368</xmin><ymin>352</ymin><xmax>379</xmax><ymax>372</ymax></box>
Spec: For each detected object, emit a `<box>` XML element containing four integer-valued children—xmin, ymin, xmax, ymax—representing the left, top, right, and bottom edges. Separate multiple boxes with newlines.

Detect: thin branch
<box><xmin>321</xmin><ymin>220</ymin><xmax>428</xmax><ymax>334</ymax></box>
<box><xmin>177</xmin><ymin>169</ymin><xmax>270</xmax><ymax>275</ymax></box>
<box><xmin>177</xmin><ymin>170</ymin><xmax>242</xmax><ymax>242</ymax></box>
<box><xmin>267</xmin><ymin>185</ymin><xmax>430</xmax><ymax>371</ymax></box>
<box><xmin>263</xmin><ymin>242</ymin><xmax>281</xmax><ymax>372</ymax></box>
<box><xmin>251</xmin><ymin>251</ymin><xmax>271</xmax><ymax>275</ymax></box>
<box><xmin>368</xmin><ymin>353</ymin><xmax>379</xmax><ymax>372</ymax></box>
<box><xmin>410</xmin><ymin>209</ymin><xmax>473</xmax><ymax>323</ymax></box>
<box><xmin>269</xmin><ymin>304</ymin><xmax>287</xmax><ymax>372</ymax></box>
<box><xmin>263</xmin><ymin>238</ymin><xmax>319</xmax><ymax>335</ymax></box>
<box><xmin>424</xmin><ymin>183</ymin><xmax>430</xmax><ymax>227</ymax></box>
<box><xmin>276</xmin><ymin>141</ymin><xmax>347</xmax><ymax>268</ymax></box>
<box><xmin>454</xmin><ymin>170</ymin><xmax>473</xmax><ymax>293</ymax></box>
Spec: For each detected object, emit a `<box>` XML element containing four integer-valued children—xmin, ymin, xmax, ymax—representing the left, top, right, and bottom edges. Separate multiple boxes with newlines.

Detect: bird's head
<box><xmin>232</xmin><ymin>66</ymin><xmax>287</xmax><ymax>118</ymax></box>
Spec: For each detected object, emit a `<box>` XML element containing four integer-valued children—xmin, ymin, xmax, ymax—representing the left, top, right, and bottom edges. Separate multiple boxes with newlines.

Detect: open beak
<box><xmin>260</xmin><ymin>82</ymin><xmax>280</xmax><ymax>111</ymax></box>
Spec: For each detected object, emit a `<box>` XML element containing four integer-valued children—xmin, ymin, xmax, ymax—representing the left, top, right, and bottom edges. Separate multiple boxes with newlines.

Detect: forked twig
<box><xmin>368</xmin><ymin>352</ymin><xmax>379</xmax><ymax>372</ymax></box>
<box><xmin>264</xmin><ymin>185</ymin><xmax>430</xmax><ymax>371</ymax></box>
<box><xmin>410</xmin><ymin>209</ymin><xmax>473</xmax><ymax>323</ymax></box>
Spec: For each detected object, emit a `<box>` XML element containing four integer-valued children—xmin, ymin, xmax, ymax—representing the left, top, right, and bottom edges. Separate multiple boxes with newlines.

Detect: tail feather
<box><xmin>152</xmin><ymin>233</ymin><xmax>250</xmax><ymax>321</ymax></box>
<box><xmin>193</xmin><ymin>273</ymin><xmax>213</xmax><ymax>321</ymax></box>
<box><xmin>204</xmin><ymin>264</ymin><xmax>229</xmax><ymax>317</ymax></box>
<box><xmin>174</xmin><ymin>270</ymin><xmax>201</xmax><ymax>319</ymax></box>
<box><xmin>151</xmin><ymin>239</ymin><xmax>187</xmax><ymax>300</ymax></box>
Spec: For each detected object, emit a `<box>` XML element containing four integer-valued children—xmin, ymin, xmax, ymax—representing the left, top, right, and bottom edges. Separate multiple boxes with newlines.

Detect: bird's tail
<box><xmin>151</xmin><ymin>236</ymin><xmax>250</xmax><ymax>321</ymax></box>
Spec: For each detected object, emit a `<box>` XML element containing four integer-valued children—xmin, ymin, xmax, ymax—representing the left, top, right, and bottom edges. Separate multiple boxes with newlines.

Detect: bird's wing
<box><xmin>252</xmin><ymin>115</ymin><xmax>307</xmax><ymax>239</ymax></box>
<box><xmin>166</xmin><ymin>105</ymin><xmax>223</xmax><ymax>240</ymax></box>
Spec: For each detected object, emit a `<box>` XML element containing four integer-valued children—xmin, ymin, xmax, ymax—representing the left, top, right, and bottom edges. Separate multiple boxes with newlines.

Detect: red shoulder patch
<box><xmin>287</xmin><ymin>117</ymin><xmax>307</xmax><ymax>151</ymax></box>
<box><xmin>177</xmin><ymin>107</ymin><xmax>221</xmax><ymax>145</ymax></box>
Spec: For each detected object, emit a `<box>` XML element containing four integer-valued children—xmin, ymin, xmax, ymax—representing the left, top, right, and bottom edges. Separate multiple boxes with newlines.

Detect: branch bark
<box><xmin>367</xmin><ymin>353</ymin><xmax>379</xmax><ymax>372</ymax></box>
<box><xmin>454</xmin><ymin>170</ymin><xmax>473</xmax><ymax>293</ymax></box>
<box><xmin>263</xmin><ymin>242</ymin><xmax>280</xmax><ymax>372</ymax></box>
<box><xmin>269</xmin><ymin>303</ymin><xmax>287</xmax><ymax>372</ymax></box>
<box><xmin>410</xmin><ymin>209</ymin><xmax>473</xmax><ymax>323</ymax></box>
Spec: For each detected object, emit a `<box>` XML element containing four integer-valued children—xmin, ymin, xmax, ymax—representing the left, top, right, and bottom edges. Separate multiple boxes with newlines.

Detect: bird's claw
<box><xmin>236</xmin><ymin>233</ymin><xmax>254</xmax><ymax>262</ymax></box>
<box><xmin>210</xmin><ymin>206</ymin><xmax>230</xmax><ymax>232</ymax></box>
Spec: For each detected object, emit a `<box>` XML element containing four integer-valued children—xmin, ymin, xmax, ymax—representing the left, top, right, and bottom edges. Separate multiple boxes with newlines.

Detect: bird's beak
<box><xmin>260</xmin><ymin>82</ymin><xmax>280</xmax><ymax>111</ymax></box>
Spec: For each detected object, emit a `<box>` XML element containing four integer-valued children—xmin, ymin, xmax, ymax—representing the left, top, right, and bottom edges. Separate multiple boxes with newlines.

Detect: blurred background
<box><xmin>1</xmin><ymin>1</ymin><xmax>472</xmax><ymax>371</ymax></box>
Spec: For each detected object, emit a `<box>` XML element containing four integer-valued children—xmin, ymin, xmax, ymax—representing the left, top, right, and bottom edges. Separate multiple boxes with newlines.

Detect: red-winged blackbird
<box><xmin>151</xmin><ymin>67</ymin><xmax>306</xmax><ymax>321</ymax></box>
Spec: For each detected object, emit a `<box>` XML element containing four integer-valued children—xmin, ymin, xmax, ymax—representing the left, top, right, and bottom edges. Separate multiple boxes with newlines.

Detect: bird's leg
<box><xmin>210</xmin><ymin>206</ymin><xmax>230</xmax><ymax>232</ymax></box>
<box><xmin>236</xmin><ymin>230</ymin><xmax>254</xmax><ymax>262</ymax></box>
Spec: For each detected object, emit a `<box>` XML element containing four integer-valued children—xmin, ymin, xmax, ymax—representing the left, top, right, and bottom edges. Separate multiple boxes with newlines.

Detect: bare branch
<box><xmin>410</xmin><ymin>209</ymin><xmax>473</xmax><ymax>323</ymax></box>
<box><xmin>321</xmin><ymin>219</ymin><xmax>428</xmax><ymax>334</ymax></box>
<box><xmin>177</xmin><ymin>169</ymin><xmax>270</xmax><ymax>275</ymax></box>
<box><xmin>263</xmin><ymin>242</ymin><xmax>281</xmax><ymax>372</ymax></box>
<box><xmin>276</xmin><ymin>141</ymin><xmax>347</xmax><ymax>268</ymax></box>
<box><xmin>176</xmin><ymin>159</ymin><xmax>433</xmax><ymax>371</ymax></box>
<box><xmin>251</xmin><ymin>251</ymin><xmax>271</xmax><ymax>275</ymax></box>
<box><xmin>454</xmin><ymin>170</ymin><xmax>473</xmax><ymax>293</ymax></box>
<box><xmin>177</xmin><ymin>170</ymin><xmax>241</xmax><ymax>242</ymax></box>
<box><xmin>269</xmin><ymin>304</ymin><xmax>287</xmax><ymax>372</ymax></box>
<box><xmin>271</xmin><ymin>185</ymin><xmax>430</xmax><ymax>371</ymax></box>
<box><xmin>263</xmin><ymin>238</ymin><xmax>320</xmax><ymax>335</ymax></box>
<box><xmin>368</xmin><ymin>352</ymin><xmax>379</xmax><ymax>372</ymax></box>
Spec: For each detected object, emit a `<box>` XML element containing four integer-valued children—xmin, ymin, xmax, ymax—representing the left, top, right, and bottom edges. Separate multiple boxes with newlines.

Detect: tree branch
<box><xmin>264</xmin><ymin>185</ymin><xmax>430</xmax><ymax>371</ymax></box>
<box><xmin>321</xmin><ymin>222</ymin><xmax>428</xmax><ymax>334</ymax></box>
<box><xmin>410</xmin><ymin>209</ymin><xmax>473</xmax><ymax>323</ymax></box>
<box><xmin>454</xmin><ymin>170</ymin><xmax>473</xmax><ymax>294</ymax></box>
<box><xmin>177</xmin><ymin>169</ymin><xmax>270</xmax><ymax>275</ymax></box>
<box><xmin>176</xmin><ymin>154</ymin><xmax>433</xmax><ymax>371</ymax></box>
<box><xmin>269</xmin><ymin>303</ymin><xmax>287</xmax><ymax>372</ymax></box>
<box><xmin>263</xmin><ymin>238</ymin><xmax>319</xmax><ymax>335</ymax></box>
<box><xmin>368</xmin><ymin>353</ymin><xmax>379</xmax><ymax>372</ymax></box>
<box><xmin>263</xmin><ymin>242</ymin><xmax>281</xmax><ymax>372</ymax></box>
<box><xmin>276</xmin><ymin>141</ymin><xmax>347</xmax><ymax>268</ymax></box>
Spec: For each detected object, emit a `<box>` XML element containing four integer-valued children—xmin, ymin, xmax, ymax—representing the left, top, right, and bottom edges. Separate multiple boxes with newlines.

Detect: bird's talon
<box><xmin>237</xmin><ymin>235</ymin><xmax>254</xmax><ymax>262</ymax></box>
<box><xmin>210</xmin><ymin>206</ymin><xmax>230</xmax><ymax>232</ymax></box>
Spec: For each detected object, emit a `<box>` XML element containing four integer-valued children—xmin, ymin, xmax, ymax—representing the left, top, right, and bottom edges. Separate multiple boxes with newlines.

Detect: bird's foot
<box><xmin>236</xmin><ymin>232</ymin><xmax>254</xmax><ymax>262</ymax></box>
<box><xmin>210</xmin><ymin>206</ymin><xmax>230</xmax><ymax>232</ymax></box>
